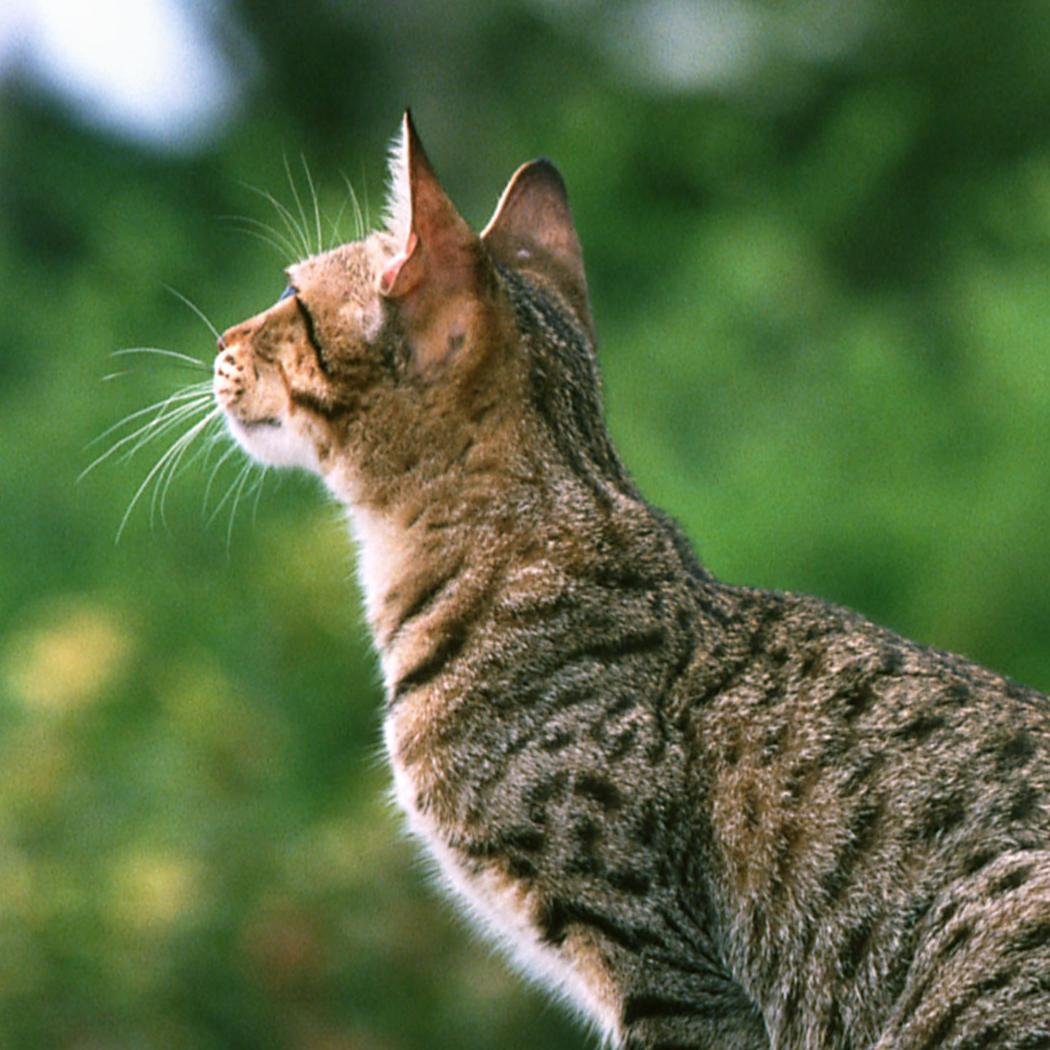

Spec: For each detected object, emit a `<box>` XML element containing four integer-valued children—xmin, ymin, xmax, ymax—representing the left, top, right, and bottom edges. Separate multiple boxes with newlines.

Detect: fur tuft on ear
<box><xmin>376</xmin><ymin>113</ymin><xmax>487</xmax><ymax>370</ymax></box>
<box><xmin>382</xmin><ymin>111</ymin><xmax>413</xmax><ymax>245</ymax></box>
<box><xmin>378</xmin><ymin>110</ymin><xmax>477</xmax><ymax>303</ymax></box>
<box><xmin>481</xmin><ymin>159</ymin><xmax>592</xmax><ymax>338</ymax></box>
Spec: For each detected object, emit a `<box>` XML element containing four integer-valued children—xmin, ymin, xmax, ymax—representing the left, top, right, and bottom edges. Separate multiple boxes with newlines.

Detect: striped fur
<box><xmin>214</xmin><ymin>115</ymin><xmax>1050</xmax><ymax>1048</ymax></box>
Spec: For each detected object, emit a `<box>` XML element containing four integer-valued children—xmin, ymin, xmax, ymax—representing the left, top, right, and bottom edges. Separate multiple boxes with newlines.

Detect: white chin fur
<box><xmin>225</xmin><ymin>415</ymin><xmax>320</xmax><ymax>472</ymax></box>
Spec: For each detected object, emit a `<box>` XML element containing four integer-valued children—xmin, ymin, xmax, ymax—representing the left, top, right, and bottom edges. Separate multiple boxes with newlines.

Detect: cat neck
<box><xmin>333</xmin><ymin>451</ymin><xmax>662</xmax><ymax>694</ymax></box>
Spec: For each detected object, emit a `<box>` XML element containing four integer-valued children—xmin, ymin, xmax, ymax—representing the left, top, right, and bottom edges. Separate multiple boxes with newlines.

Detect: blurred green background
<box><xmin>2</xmin><ymin>1</ymin><xmax>1050</xmax><ymax>1047</ymax></box>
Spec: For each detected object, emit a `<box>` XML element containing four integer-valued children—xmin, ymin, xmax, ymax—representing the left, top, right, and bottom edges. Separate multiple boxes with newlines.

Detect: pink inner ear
<box><xmin>379</xmin><ymin>231</ymin><xmax>420</xmax><ymax>297</ymax></box>
<box><xmin>379</xmin><ymin>254</ymin><xmax>407</xmax><ymax>296</ymax></box>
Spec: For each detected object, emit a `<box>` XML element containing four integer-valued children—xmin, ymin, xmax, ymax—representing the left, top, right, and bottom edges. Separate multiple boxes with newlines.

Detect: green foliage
<box><xmin>2</xmin><ymin>2</ymin><xmax>1049</xmax><ymax>1046</ymax></box>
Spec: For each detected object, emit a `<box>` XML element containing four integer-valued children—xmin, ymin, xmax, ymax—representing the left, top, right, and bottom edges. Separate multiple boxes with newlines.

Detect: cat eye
<box><xmin>293</xmin><ymin>296</ymin><xmax>330</xmax><ymax>374</ymax></box>
<box><xmin>278</xmin><ymin>285</ymin><xmax>296</xmax><ymax>302</ymax></box>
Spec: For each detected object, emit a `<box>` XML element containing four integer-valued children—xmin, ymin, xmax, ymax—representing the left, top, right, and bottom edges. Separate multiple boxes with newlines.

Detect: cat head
<box><xmin>215</xmin><ymin>112</ymin><xmax>618</xmax><ymax>514</ymax></box>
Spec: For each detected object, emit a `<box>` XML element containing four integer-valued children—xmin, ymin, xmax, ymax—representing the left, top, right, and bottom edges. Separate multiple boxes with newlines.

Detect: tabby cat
<box><xmin>212</xmin><ymin>113</ymin><xmax>1050</xmax><ymax>1048</ymax></box>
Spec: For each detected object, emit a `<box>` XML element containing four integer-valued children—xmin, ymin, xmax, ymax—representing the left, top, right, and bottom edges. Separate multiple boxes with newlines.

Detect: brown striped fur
<box><xmin>213</xmin><ymin>113</ymin><xmax>1050</xmax><ymax>1048</ymax></box>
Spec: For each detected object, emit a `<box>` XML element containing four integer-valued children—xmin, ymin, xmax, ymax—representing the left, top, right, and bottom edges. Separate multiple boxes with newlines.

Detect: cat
<box><xmin>212</xmin><ymin>112</ymin><xmax>1050</xmax><ymax>1048</ymax></box>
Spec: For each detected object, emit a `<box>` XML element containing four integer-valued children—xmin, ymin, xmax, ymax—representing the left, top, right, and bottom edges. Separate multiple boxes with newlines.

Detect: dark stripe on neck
<box><xmin>290</xmin><ymin>389</ymin><xmax>342</xmax><ymax>420</ymax></box>
<box><xmin>388</xmin><ymin>557</ymin><xmax>466</xmax><ymax>642</ymax></box>
<box><xmin>390</xmin><ymin>621</ymin><xmax>470</xmax><ymax>704</ymax></box>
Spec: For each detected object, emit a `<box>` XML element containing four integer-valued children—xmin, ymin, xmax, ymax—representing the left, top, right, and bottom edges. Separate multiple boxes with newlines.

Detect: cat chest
<box><xmin>382</xmin><ymin>713</ymin><xmax>623</xmax><ymax>1042</ymax></box>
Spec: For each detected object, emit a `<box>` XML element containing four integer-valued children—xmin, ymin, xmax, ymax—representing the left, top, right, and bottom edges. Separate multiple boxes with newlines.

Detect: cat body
<box><xmin>213</xmin><ymin>113</ymin><xmax>1050</xmax><ymax>1048</ymax></box>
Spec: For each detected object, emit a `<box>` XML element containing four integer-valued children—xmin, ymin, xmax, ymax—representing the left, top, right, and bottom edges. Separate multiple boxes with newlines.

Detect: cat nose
<box><xmin>218</xmin><ymin>321</ymin><xmax>250</xmax><ymax>352</ymax></box>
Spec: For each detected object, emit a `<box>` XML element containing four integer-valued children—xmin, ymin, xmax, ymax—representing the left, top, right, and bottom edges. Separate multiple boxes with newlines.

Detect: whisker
<box><xmin>360</xmin><ymin>164</ymin><xmax>372</xmax><ymax>231</ymax></box>
<box><xmin>351</xmin><ymin>176</ymin><xmax>366</xmax><ymax>239</ymax></box>
<box><xmin>81</xmin><ymin>387</ymin><xmax>213</xmax><ymax>477</ymax></box>
<box><xmin>202</xmin><ymin>440</ymin><xmax>240</xmax><ymax>515</ymax></box>
<box><xmin>226</xmin><ymin>460</ymin><xmax>257</xmax><ymax>551</ymax></box>
<box><xmin>223</xmin><ymin>222</ymin><xmax>296</xmax><ymax>263</ymax></box>
<box><xmin>207</xmin><ymin>456</ymin><xmax>252</xmax><ymax>527</ymax></box>
<box><xmin>338</xmin><ymin>172</ymin><xmax>367</xmax><ymax>243</ymax></box>
<box><xmin>248</xmin><ymin>465</ymin><xmax>268</xmax><ymax>525</ymax></box>
<box><xmin>284</xmin><ymin>153</ymin><xmax>314</xmax><ymax>259</ymax></box>
<box><xmin>116</xmin><ymin>408</ymin><xmax>220</xmax><ymax>542</ymax></box>
<box><xmin>86</xmin><ymin>381</ymin><xmax>211</xmax><ymax>446</ymax></box>
<box><xmin>221</xmin><ymin>212</ymin><xmax>299</xmax><ymax>252</ymax></box>
<box><xmin>109</xmin><ymin>399</ymin><xmax>214</xmax><ymax>476</ymax></box>
<box><xmin>151</xmin><ymin>414</ymin><xmax>224</xmax><ymax>531</ymax></box>
<box><xmin>327</xmin><ymin>190</ymin><xmax>351</xmax><ymax>251</ymax></box>
<box><xmin>150</xmin><ymin>429</ymin><xmax>189</xmax><ymax>528</ymax></box>
<box><xmin>196</xmin><ymin>421</ymin><xmax>227</xmax><ymax>472</ymax></box>
<box><xmin>301</xmin><ymin>153</ymin><xmax>323</xmax><ymax>256</ymax></box>
<box><xmin>112</xmin><ymin>346</ymin><xmax>210</xmax><ymax>369</ymax></box>
<box><xmin>220</xmin><ymin>214</ymin><xmax>300</xmax><ymax>263</ymax></box>
<box><xmin>164</xmin><ymin>287</ymin><xmax>223</xmax><ymax>345</ymax></box>
<box><xmin>241</xmin><ymin>182</ymin><xmax>311</xmax><ymax>260</ymax></box>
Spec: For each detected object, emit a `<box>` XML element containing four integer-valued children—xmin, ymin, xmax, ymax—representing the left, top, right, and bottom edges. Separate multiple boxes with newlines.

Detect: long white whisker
<box><xmin>202</xmin><ymin>440</ymin><xmax>240</xmax><ymax>515</ymax></box>
<box><xmin>226</xmin><ymin>460</ymin><xmax>257</xmax><ymax>550</ymax></box>
<box><xmin>341</xmin><ymin>173</ymin><xmax>366</xmax><ymax>241</ymax></box>
<box><xmin>285</xmin><ymin>154</ymin><xmax>313</xmax><ymax>259</ymax></box>
<box><xmin>87</xmin><ymin>385</ymin><xmax>211</xmax><ymax>450</ymax></box>
<box><xmin>150</xmin><ymin>412</ymin><xmax>212</xmax><ymax>528</ymax></box>
<box><xmin>327</xmin><ymin>192</ymin><xmax>350</xmax><ymax>251</ymax></box>
<box><xmin>112</xmin><ymin>346</ymin><xmax>210</xmax><ymax>369</ymax></box>
<box><xmin>248</xmin><ymin>465</ymin><xmax>268</xmax><ymax>525</ymax></box>
<box><xmin>301</xmin><ymin>153</ymin><xmax>323</xmax><ymax>256</ymax></box>
<box><xmin>164</xmin><ymin>287</ymin><xmax>223</xmax><ymax>344</ymax></box>
<box><xmin>207</xmin><ymin>456</ymin><xmax>252</xmax><ymax>527</ymax></box>
<box><xmin>220</xmin><ymin>215</ymin><xmax>300</xmax><ymax>262</ymax></box>
<box><xmin>154</xmin><ymin>417</ymin><xmax>227</xmax><ymax>532</ymax></box>
<box><xmin>221</xmin><ymin>212</ymin><xmax>300</xmax><ymax>254</ymax></box>
<box><xmin>120</xmin><ymin>394</ymin><xmax>214</xmax><ymax>453</ymax></box>
<box><xmin>333</xmin><ymin>173</ymin><xmax>363</xmax><ymax>246</ymax></box>
<box><xmin>242</xmin><ymin>182</ymin><xmax>310</xmax><ymax>260</ymax></box>
<box><xmin>360</xmin><ymin>164</ymin><xmax>372</xmax><ymax>231</ymax></box>
<box><xmin>119</xmin><ymin>398</ymin><xmax>214</xmax><ymax>473</ymax></box>
<box><xmin>352</xmin><ymin>180</ymin><xmax>365</xmax><ymax>240</ymax></box>
<box><xmin>80</xmin><ymin>388</ymin><xmax>213</xmax><ymax>477</ymax></box>
<box><xmin>191</xmin><ymin>419</ymin><xmax>231</xmax><ymax>506</ymax></box>
<box><xmin>88</xmin><ymin>381</ymin><xmax>212</xmax><ymax>444</ymax></box>
<box><xmin>116</xmin><ymin>409</ymin><xmax>220</xmax><ymax>542</ymax></box>
<box><xmin>223</xmin><ymin>223</ymin><xmax>295</xmax><ymax>263</ymax></box>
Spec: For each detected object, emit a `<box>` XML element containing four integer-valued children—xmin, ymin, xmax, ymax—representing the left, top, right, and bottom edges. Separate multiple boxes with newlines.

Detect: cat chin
<box><xmin>224</xmin><ymin>413</ymin><xmax>321</xmax><ymax>473</ymax></box>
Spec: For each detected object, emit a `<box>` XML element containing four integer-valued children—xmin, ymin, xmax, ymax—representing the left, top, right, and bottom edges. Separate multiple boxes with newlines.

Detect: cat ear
<box><xmin>481</xmin><ymin>159</ymin><xmax>592</xmax><ymax>337</ymax></box>
<box><xmin>379</xmin><ymin>111</ymin><xmax>477</xmax><ymax>303</ymax></box>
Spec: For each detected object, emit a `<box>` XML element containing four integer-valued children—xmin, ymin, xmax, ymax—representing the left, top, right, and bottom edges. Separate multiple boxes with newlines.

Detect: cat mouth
<box><xmin>238</xmin><ymin>415</ymin><xmax>281</xmax><ymax>429</ymax></box>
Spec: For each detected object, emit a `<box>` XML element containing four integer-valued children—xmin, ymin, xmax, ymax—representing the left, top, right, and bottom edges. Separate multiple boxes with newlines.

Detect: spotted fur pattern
<box><xmin>214</xmin><ymin>114</ymin><xmax>1050</xmax><ymax>1048</ymax></box>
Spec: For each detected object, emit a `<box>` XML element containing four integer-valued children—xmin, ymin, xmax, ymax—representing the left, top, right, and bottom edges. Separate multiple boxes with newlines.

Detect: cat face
<box><xmin>213</xmin><ymin>238</ymin><xmax>390</xmax><ymax>476</ymax></box>
<box><xmin>213</xmin><ymin>112</ymin><xmax>595</xmax><ymax>512</ymax></box>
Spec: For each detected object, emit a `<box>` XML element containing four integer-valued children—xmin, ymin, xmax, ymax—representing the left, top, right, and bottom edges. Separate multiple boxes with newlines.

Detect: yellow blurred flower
<box><xmin>3</xmin><ymin>599</ymin><xmax>132</xmax><ymax>714</ymax></box>
<box><xmin>112</xmin><ymin>850</ymin><xmax>200</xmax><ymax>934</ymax></box>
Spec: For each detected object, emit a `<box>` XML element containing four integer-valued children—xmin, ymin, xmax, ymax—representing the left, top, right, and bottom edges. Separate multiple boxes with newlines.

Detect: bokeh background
<box><xmin>3</xmin><ymin>1</ymin><xmax>1050</xmax><ymax>1047</ymax></box>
